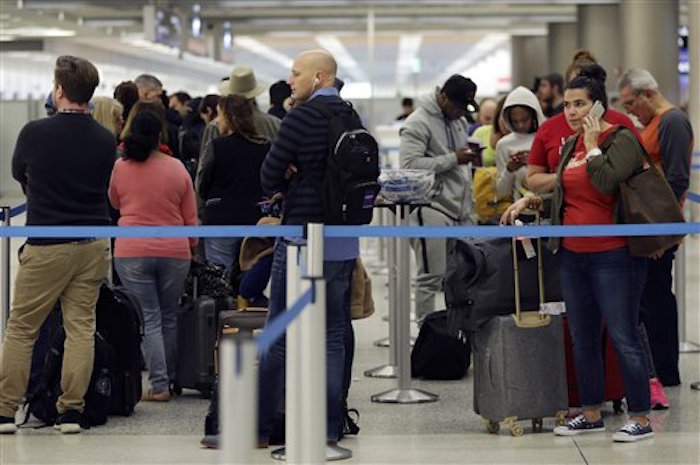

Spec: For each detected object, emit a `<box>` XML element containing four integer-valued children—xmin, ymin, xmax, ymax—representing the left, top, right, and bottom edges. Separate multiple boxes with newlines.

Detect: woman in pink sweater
<box><xmin>109</xmin><ymin>110</ymin><xmax>197</xmax><ymax>401</ymax></box>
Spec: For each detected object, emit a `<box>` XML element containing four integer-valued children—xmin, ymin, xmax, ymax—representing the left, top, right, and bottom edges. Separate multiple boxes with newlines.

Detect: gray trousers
<box><xmin>409</xmin><ymin>206</ymin><xmax>466</xmax><ymax>322</ymax></box>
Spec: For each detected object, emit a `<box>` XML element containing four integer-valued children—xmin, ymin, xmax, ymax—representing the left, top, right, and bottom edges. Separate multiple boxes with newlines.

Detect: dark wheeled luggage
<box><xmin>96</xmin><ymin>283</ymin><xmax>144</xmax><ymax>416</ymax></box>
<box><xmin>472</xmin><ymin>231</ymin><xmax>568</xmax><ymax>436</ymax></box>
<box><xmin>411</xmin><ymin>310</ymin><xmax>471</xmax><ymax>380</ymax></box>
<box><xmin>175</xmin><ymin>277</ymin><xmax>234</xmax><ymax>397</ymax></box>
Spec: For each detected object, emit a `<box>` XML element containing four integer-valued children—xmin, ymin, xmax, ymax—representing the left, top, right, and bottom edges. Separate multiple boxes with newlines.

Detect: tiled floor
<box><xmin>1</xmin><ymin>217</ymin><xmax>699</xmax><ymax>464</ymax></box>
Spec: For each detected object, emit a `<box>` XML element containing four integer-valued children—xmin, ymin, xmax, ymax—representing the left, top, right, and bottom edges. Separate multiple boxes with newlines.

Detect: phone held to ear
<box><xmin>589</xmin><ymin>100</ymin><xmax>605</xmax><ymax>120</ymax></box>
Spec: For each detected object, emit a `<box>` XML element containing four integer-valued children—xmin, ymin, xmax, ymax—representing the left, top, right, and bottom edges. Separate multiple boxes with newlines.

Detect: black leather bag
<box><xmin>444</xmin><ymin>237</ymin><xmax>562</xmax><ymax>335</ymax></box>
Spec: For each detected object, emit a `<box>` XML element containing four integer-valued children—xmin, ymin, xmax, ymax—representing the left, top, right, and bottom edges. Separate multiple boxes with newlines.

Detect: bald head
<box><xmin>288</xmin><ymin>49</ymin><xmax>338</xmax><ymax>103</ymax></box>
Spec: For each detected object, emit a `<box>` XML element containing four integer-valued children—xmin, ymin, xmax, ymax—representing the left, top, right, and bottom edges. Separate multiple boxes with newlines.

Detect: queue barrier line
<box><xmin>689</xmin><ymin>191</ymin><xmax>700</xmax><ymax>204</ymax></box>
<box><xmin>0</xmin><ymin>203</ymin><xmax>27</xmax><ymax>222</ymax></box>
<box><xmin>0</xmin><ymin>222</ymin><xmax>698</xmax><ymax>239</ymax></box>
<box><xmin>256</xmin><ymin>286</ymin><xmax>314</xmax><ymax>354</ymax></box>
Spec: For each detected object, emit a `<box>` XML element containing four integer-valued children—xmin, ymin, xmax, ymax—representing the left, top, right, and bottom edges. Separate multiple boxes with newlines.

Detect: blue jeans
<box><xmin>115</xmin><ymin>257</ymin><xmax>190</xmax><ymax>393</ymax></box>
<box><xmin>204</xmin><ymin>237</ymin><xmax>242</xmax><ymax>274</ymax></box>
<box><xmin>559</xmin><ymin>248</ymin><xmax>650</xmax><ymax>415</ymax></box>
<box><xmin>257</xmin><ymin>240</ymin><xmax>355</xmax><ymax>443</ymax></box>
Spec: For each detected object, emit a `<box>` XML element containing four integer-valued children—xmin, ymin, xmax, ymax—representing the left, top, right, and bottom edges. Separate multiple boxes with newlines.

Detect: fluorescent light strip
<box><xmin>315</xmin><ymin>34</ymin><xmax>367</xmax><ymax>82</ymax></box>
<box><xmin>435</xmin><ymin>33</ymin><xmax>509</xmax><ymax>85</ymax></box>
<box><xmin>395</xmin><ymin>33</ymin><xmax>422</xmax><ymax>89</ymax></box>
<box><xmin>233</xmin><ymin>35</ymin><xmax>293</xmax><ymax>70</ymax></box>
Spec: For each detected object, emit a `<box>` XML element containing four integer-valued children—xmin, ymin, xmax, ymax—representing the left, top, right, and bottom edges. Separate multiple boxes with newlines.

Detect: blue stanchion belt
<box><xmin>1</xmin><ymin>223</ymin><xmax>698</xmax><ymax>239</ymax></box>
<box><xmin>688</xmin><ymin>191</ymin><xmax>700</xmax><ymax>204</ymax></box>
<box><xmin>0</xmin><ymin>203</ymin><xmax>27</xmax><ymax>222</ymax></box>
<box><xmin>256</xmin><ymin>287</ymin><xmax>314</xmax><ymax>354</ymax></box>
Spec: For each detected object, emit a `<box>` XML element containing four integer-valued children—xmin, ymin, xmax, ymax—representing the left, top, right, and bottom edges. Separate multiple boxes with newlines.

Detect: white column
<box><xmin>547</xmin><ymin>22</ymin><xmax>578</xmax><ymax>77</ymax></box>
<box><xmin>577</xmin><ymin>3</ymin><xmax>621</xmax><ymax>90</ymax></box>
<box><xmin>511</xmin><ymin>35</ymin><xmax>549</xmax><ymax>89</ymax></box>
<box><xmin>620</xmin><ymin>0</ymin><xmax>679</xmax><ymax>103</ymax></box>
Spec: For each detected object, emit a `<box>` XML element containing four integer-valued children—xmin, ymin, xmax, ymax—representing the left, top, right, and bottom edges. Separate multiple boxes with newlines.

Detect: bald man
<box><xmin>257</xmin><ymin>49</ymin><xmax>359</xmax><ymax>448</ymax></box>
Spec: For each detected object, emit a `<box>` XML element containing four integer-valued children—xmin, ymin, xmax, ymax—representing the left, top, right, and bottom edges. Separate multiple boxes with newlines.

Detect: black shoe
<box><xmin>53</xmin><ymin>410</ymin><xmax>86</xmax><ymax>434</ymax></box>
<box><xmin>0</xmin><ymin>415</ymin><xmax>17</xmax><ymax>434</ymax></box>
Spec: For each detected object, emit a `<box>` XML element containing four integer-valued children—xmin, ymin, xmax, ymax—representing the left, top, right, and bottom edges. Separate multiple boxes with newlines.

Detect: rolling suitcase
<box><xmin>472</xmin><ymin>228</ymin><xmax>568</xmax><ymax>436</ymax></box>
<box><xmin>175</xmin><ymin>276</ymin><xmax>234</xmax><ymax>398</ymax></box>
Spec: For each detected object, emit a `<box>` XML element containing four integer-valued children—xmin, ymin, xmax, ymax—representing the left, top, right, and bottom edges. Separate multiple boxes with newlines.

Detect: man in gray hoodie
<box><xmin>399</xmin><ymin>75</ymin><xmax>480</xmax><ymax>322</ymax></box>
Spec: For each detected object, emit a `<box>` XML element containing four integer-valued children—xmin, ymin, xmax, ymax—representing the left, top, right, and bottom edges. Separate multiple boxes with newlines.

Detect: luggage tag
<box><xmin>540</xmin><ymin>301</ymin><xmax>566</xmax><ymax>315</ymax></box>
<box><xmin>514</xmin><ymin>219</ymin><xmax>536</xmax><ymax>259</ymax></box>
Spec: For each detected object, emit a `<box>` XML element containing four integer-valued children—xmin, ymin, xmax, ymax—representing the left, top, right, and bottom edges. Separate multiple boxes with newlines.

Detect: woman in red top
<box><xmin>526</xmin><ymin>50</ymin><xmax>641</xmax><ymax>194</ymax></box>
<box><xmin>503</xmin><ymin>65</ymin><xmax>654</xmax><ymax>442</ymax></box>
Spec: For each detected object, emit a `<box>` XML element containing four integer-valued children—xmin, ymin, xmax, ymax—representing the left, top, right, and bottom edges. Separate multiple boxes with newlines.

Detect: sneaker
<box><xmin>612</xmin><ymin>421</ymin><xmax>654</xmax><ymax>442</ymax></box>
<box><xmin>53</xmin><ymin>410</ymin><xmax>86</xmax><ymax>434</ymax></box>
<box><xmin>0</xmin><ymin>416</ymin><xmax>17</xmax><ymax>434</ymax></box>
<box><xmin>649</xmin><ymin>378</ymin><xmax>670</xmax><ymax>410</ymax></box>
<box><xmin>553</xmin><ymin>414</ymin><xmax>606</xmax><ymax>436</ymax></box>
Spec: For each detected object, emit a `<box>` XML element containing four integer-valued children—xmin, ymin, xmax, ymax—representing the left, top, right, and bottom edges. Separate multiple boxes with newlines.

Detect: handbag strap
<box><xmin>599</xmin><ymin>126</ymin><xmax>653</xmax><ymax>172</ymax></box>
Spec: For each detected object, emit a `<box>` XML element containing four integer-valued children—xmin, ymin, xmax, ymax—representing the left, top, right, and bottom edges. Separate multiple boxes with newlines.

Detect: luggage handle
<box><xmin>511</xmin><ymin>209</ymin><xmax>550</xmax><ymax>329</ymax></box>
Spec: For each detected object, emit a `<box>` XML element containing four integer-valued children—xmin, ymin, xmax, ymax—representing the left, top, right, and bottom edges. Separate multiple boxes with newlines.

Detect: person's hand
<box><xmin>284</xmin><ymin>164</ymin><xmax>298</xmax><ymax>180</ymax></box>
<box><xmin>649</xmin><ymin>249</ymin><xmax>665</xmax><ymax>260</ymax></box>
<box><xmin>456</xmin><ymin>147</ymin><xmax>480</xmax><ymax>165</ymax></box>
<box><xmin>583</xmin><ymin>113</ymin><xmax>602</xmax><ymax>152</ymax></box>
<box><xmin>270</xmin><ymin>192</ymin><xmax>285</xmax><ymax>203</ymax></box>
<box><xmin>499</xmin><ymin>197</ymin><xmax>531</xmax><ymax>225</ymax></box>
<box><xmin>507</xmin><ymin>151</ymin><xmax>528</xmax><ymax>172</ymax></box>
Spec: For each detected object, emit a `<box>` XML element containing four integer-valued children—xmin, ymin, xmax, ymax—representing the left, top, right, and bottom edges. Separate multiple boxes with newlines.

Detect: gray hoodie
<box><xmin>399</xmin><ymin>89</ymin><xmax>473</xmax><ymax>223</ymax></box>
<box><xmin>495</xmin><ymin>86</ymin><xmax>545</xmax><ymax>199</ymax></box>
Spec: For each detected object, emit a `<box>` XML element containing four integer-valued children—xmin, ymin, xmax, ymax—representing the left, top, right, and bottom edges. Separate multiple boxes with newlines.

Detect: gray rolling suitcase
<box><xmin>472</xmin><ymin>227</ymin><xmax>568</xmax><ymax>436</ymax></box>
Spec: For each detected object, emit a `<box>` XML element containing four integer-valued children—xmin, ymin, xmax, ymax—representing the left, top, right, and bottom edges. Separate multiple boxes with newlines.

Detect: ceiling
<box><xmin>0</xmin><ymin>1</ymin><xmax>690</xmax><ymax>99</ymax></box>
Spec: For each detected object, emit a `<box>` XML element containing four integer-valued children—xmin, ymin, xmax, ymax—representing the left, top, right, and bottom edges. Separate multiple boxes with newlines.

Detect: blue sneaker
<box><xmin>612</xmin><ymin>421</ymin><xmax>654</xmax><ymax>442</ymax></box>
<box><xmin>553</xmin><ymin>414</ymin><xmax>606</xmax><ymax>436</ymax></box>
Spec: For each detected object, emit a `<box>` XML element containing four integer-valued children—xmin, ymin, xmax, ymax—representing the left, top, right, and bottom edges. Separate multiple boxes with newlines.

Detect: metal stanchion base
<box><xmin>371</xmin><ymin>388</ymin><xmax>439</xmax><ymax>404</ymax></box>
<box><xmin>364</xmin><ymin>364</ymin><xmax>398</xmax><ymax>378</ymax></box>
<box><xmin>270</xmin><ymin>444</ymin><xmax>352</xmax><ymax>461</ymax></box>
<box><xmin>373</xmin><ymin>336</ymin><xmax>415</xmax><ymax>348</ymax></box>
<box><xmin>679</xmin><ymin>341</ymin><xmax>700</xmax><ymax>353</ymax></box>
<box><xmin>691</xmin><ymin>382</ymin><xmax>700</xmax><ymax>391</ymax></box>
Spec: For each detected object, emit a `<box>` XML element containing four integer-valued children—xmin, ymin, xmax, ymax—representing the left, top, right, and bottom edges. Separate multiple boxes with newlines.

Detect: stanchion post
<box><xmin>281</xmin><ymin>243</ymin><xmax>303</xmax><ymax>463</ymax></box>
<box><xmin>301</xmin><ymin>223</ymin><xmax>327</xmax><ymax>463</ymax></box>
<box><xmin>1</xmin><ymin>206</ymin><xmax>11</xmax><ymax>342</ymax></box>
<box><xmin>219</xmin><ymin>335</ymin><xmax>257</xmax><ymax>465</ymax></box>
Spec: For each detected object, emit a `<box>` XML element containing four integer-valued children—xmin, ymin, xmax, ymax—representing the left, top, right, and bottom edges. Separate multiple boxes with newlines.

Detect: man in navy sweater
<box><xmin>257</xmin><ymin>49</ymin><xmax>357</xmax><ymax>448</ymax></box>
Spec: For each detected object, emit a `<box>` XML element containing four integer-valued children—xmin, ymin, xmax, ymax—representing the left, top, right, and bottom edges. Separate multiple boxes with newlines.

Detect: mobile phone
<box><xmin>589</xmin><ymin>100</ymin><xmax>605</xmax><ymax>120</ymax></box>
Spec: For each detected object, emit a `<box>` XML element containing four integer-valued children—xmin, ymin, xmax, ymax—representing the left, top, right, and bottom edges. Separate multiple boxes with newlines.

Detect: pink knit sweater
<box><xmin>109</xmin><ymin>155</ymin><xmax>197</xmax><ymax>259</ymax></box>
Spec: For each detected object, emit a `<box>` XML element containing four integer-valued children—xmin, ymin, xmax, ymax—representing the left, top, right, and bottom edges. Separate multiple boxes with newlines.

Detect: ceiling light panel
<box><xmin>315</xmin><ymin>34</ymin><xmax>367</xmax><ymax>82</ymax></box>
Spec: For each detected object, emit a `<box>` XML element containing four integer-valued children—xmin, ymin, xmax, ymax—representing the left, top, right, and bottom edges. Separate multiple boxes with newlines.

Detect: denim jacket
<box><xmin>548</xmin><ymin>127</ymin><xmax>645</xmax><ymax>253</ymax></box>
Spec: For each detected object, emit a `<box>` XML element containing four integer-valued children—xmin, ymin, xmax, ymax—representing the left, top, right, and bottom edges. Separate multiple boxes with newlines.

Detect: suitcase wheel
<box><xmin>510</xmin><ymin>424</ymin><xmax>524</xmax><ymax>437</ymax></box>
<box><xmin>485</xmin><ymin>420</ymin><xmax>500</xmax><ymax>434</ymax></box>
<box><xmin>555</xmin><ymin>410</ymin><xmax>568</xmax><ymax>427</ymax></box>
<box><xmin>531</xmin><ymin>418</ymin><xmax>543</xmax><ymax>433</ymax></box>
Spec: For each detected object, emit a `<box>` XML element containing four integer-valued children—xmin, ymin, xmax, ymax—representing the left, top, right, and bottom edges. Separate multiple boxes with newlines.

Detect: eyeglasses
<box><xmin>621</xmin><ymin>90</ymin><xmax>642</xmax><ymax>112</ymax></box>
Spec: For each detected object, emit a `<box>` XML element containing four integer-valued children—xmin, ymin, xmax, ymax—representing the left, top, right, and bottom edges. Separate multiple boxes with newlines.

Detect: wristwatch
<box><xmin>585</xmin><ymin>147</ymin><xmax>602</xmax><ymax>161</ymax></box>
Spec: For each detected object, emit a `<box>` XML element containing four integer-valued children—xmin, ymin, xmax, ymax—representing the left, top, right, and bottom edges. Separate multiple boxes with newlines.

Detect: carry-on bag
<box><xmin>175</xmin><ymin>276</ymin><xmax>234</xmax><ymax>398</ymax></box>
<box><xmin>472</xmin><ymin>220</ymin><xmax>568</xmax><ymax>436</ymax></box>
<box><xmin>411</xmin><ymin>310</ymin><xmax>471</xmax><ymax>380</ymax></box>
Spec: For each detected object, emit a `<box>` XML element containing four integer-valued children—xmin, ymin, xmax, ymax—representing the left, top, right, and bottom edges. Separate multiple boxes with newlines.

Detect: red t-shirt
<box><xmin>529</xmin><ymin>110</ymin><xmax>641</xmax><ymax>172</ymax></box>
<box><xmin>560</xmin><ymin>126</ymin><xmax>628</xmax><ymax>253</ymax></box>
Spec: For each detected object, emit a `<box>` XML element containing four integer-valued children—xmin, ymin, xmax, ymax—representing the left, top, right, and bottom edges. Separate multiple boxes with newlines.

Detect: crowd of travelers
<box><xmin>0</xmin><ymin>44</ymin><xmax>693</xmax><ymax>449</ymax></box>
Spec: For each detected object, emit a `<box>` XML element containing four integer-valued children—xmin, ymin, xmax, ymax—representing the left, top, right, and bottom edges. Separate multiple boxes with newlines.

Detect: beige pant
<box><xmin>0</xmin><ymin>239</ymin><xmax>110</xmax><ymax>418</ymax></box>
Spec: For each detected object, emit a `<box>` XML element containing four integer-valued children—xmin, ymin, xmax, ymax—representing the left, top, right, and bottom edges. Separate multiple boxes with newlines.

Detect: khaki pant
<box><xmin>0</xmin><ymin>239</ymin><xmax>110</xmax><ymax>418</ymax></box>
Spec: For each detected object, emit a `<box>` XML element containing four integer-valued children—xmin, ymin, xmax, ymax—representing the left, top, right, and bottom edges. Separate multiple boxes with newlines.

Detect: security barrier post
<box><xmin>1</xmin><ymin>206</ymin><xmax>11</xmax><ymax>342</ymax></box>
<box><xmin>219</xmin><ymin>335</ymin><xmax>257</xmax><ymax>465</ymax></box>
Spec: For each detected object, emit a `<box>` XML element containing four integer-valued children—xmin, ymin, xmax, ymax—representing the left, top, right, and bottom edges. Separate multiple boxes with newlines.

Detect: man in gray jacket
<box><xmin>399</xmin><ymin>74</ymin><xmax>480</xmax><ymax>322</ymax></box>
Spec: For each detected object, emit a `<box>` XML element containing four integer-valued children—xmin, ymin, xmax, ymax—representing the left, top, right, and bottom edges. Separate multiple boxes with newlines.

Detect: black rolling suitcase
<box><xmin>175</xmin><ymin>277</ymin><xmax>234</xmax><ymax>397</ymax></box>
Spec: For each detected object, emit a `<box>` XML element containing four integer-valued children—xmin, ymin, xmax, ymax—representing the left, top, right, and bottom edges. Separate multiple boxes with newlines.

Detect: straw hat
<box><xmin>219</xmin><ymin>65</ymin><xmax>267</xmax><ymax>99</ymax></box>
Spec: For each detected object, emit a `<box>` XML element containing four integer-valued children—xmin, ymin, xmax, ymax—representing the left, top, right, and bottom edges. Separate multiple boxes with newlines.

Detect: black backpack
<box><xmin>96</xmin><ymin>283</ymin><xmax>144</xmax><ymax>416</ymax></box>
<box><xmin>23</xmin><ymin>328</ymin><xmax>115</xmax><ymax>427</ymax></box>
<box><xmin>305</xmin><ymin>98</ymin><xmax>380</xmax><ymax>225</ymax></box>
<box><xmin>411</xmin><ymin>311</ymin><xmax>471</xmax><ymax>380</ymax></box>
